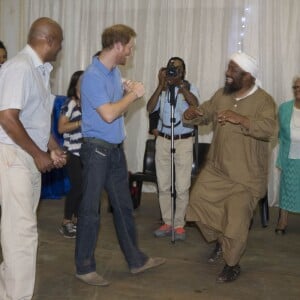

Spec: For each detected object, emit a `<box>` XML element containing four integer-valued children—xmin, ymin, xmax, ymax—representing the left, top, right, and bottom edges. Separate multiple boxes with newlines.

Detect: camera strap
<box><xmin>159</xmin><ymin>89</ymin><xmax>181</xmax><ymax>130</ymax></box>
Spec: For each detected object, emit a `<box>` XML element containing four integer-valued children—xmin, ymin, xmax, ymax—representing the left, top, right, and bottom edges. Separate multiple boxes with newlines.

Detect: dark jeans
<box><xmin>75</xmin><ymin>141</ymin><xmax>148</xmax><ymax>274</ymax></box>
<box><xmin>64</xmin><ymin>152</ymin><xmax>82</xmax><ymax>220</ymax></box>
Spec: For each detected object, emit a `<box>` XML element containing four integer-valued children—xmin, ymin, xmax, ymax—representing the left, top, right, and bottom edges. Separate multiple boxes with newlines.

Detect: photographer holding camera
<box><xmin>147</xmin><ymin>57</ymin><xmax>199</xmax><ymax>241</ymax></box>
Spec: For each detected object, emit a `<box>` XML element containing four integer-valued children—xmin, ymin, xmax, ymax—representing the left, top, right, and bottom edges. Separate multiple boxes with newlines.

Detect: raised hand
<box><xmin>184</xmin><ymin>106</ymin><xmax>203</xmax><ymax>120</ymax></box>
<box><xmin>124</xmin><ymin>80</ymin><xmax>145</xmax><ymax>98</ymax></box>
<box><xmin>217</xmin><ymin>110</ymin><xmax>244</xmax><ymax>126</ymax></box>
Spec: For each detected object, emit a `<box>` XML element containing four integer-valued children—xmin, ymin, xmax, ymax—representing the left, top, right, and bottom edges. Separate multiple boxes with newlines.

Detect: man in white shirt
<box><xmin>0</xmin><ymin>17</ymin><xmax>66</xmax><ymax>300</ymax></box>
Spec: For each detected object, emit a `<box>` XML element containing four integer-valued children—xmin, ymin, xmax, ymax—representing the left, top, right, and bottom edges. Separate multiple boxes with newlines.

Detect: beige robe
<box><xmin>184</xmin><ymin>87</ymin><xmax>277</xmax><ymax>265</ymax></box>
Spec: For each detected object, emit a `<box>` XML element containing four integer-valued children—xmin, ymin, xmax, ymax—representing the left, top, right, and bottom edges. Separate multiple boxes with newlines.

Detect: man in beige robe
<box><xmin>183</xmin><ymin>52</ymin><xmax>277</xmax><ymax>283</ymax></box>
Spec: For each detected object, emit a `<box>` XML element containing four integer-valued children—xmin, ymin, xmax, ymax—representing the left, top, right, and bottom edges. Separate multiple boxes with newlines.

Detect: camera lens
<box><xmin>167</xmin><ymin>64</ymin><xmax>178</xmax><ymax>77</ymax></box>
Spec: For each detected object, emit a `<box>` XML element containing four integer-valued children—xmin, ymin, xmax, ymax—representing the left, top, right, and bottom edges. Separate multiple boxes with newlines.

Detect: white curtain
<box><xmin>1</xmin><ymin>0</ymin><xmax>300</xmax><ymax>200</ymax></box>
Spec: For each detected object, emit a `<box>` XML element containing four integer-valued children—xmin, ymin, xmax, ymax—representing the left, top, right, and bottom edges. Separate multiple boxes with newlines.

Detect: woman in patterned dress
<box><xmin>275</xmin><ymin>75</ymin><xmax>300</xmax><ymax>234</ymax></box>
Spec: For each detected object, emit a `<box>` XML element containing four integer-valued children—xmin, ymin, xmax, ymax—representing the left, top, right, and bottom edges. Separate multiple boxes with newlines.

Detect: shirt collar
<box><xmin>92</xmin><ymin>56</ymin><xmax>115</xmax><ymax>75</ymax></box>
<box><xmin>235</xmin><ymin>84</ymin><xmax>258</xmax><ymax>101</ymax></box>
<box><xmin>22</xmin><ymin>44</ymin><xmax>53</xmax><ymax>73</ymax></box>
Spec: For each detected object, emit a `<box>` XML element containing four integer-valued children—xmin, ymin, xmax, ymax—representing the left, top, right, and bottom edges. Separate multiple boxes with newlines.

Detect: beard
<box><xmin>118</xmin><ymin>57</ymin><xmax>126</xmax><ymax>65</ymax></box>
<box><xmin>116</xmin><ymin>52</ymin><xmax>127</xmax><ymax>66</ymax></box>
<box><xmin>223</xmin><ymin>76</ymin><xmax>244</xmax><ymax>95</ymax></box>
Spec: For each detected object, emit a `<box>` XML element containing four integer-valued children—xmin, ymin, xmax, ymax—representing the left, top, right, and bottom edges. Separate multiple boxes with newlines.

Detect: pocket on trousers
<box><xmin>0</xmin><ymin>145</ymin><xmax>17</xmax><ymax>167</ymax></box>
<box><xmin>95</xmin><ymin>147</ymin><xmax>109</xmax><ymax>157</ymax></box>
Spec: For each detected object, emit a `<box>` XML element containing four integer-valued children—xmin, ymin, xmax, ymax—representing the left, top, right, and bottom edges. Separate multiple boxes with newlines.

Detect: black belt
<box><xmin>83</xmin><ymin>137</ymin><xmax>123</xmax><ymax>149</ymax></box>
<box><xmin>158</xmin><ymin>132</ymin><xmax>194</xmax><ymax>140</ymax></box>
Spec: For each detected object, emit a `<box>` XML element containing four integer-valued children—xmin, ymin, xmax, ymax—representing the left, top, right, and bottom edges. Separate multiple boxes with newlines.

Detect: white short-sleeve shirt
<box><xmin>0</xmin><ymin>45</ymin><xmax>54</xmax><ymax>151</ymax></box>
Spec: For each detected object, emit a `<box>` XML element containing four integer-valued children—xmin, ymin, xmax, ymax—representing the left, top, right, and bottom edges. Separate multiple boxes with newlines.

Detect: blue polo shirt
<box><xmin>81</xmin><ymin>56</ymin><xmax>125</xmax><ymax>143</ymax></box>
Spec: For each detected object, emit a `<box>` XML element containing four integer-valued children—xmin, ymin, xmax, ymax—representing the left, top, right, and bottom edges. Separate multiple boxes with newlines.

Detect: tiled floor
<box><xmin>2</xmin><ymin>193</ymin><xmax>300</xmax><ymax>299</ymax></box>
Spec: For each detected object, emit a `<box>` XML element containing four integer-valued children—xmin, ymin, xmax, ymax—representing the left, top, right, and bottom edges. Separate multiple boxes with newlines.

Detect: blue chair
<box><xmin>40</xmin><ymin>95</ymin><xmax>70</xmax><ymax>199</ymax></box>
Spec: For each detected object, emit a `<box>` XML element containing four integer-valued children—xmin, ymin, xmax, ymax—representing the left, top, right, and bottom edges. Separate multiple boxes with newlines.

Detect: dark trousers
<box><xmin>64</xmin><ymin>152</ymin><xmax>82</xmax><ymax>220</ymax></box>
<box><xmin>75</xmin><ymin>141</ymin><xmax>148</xmax><ymax>274</ymax></box>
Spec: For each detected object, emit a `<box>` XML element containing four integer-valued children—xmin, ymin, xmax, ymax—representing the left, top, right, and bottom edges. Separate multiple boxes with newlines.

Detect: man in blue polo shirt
<box><xmin>75</xmin><ymin>24</ymin><xmax>165</xmax><ymax>286</ymax></box>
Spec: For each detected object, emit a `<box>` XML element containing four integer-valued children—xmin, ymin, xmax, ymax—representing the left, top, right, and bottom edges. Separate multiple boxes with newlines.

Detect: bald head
<box><xmin>27</xmin><ymin>17</ymin><xmax>63</xmax><ymax>62</ymax></box>
<box><xmin>28</xmin><ymin>17</ymin><xmax>62</xmax><ymax>44</ymax></box>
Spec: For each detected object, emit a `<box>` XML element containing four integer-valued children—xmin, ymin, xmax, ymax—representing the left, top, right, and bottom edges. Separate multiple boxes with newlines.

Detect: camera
<box><xmin>166</xmin><ymin>62</ymin><xmax>179</xmax><ymax>77</ymax></box>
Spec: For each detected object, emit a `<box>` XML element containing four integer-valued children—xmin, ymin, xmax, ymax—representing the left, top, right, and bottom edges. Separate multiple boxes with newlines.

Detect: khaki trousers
<box><xmin>0</xmin><ymin>143</ymin><xmax>41</xmax><ymax>300</ymax></box>
<box><xmin>196</xmin><ymin>221</ymin><xmax>248</xmax><ymax>266</ymax></box>
<box><xmin>155</xmin><ymin>136</ymin><xmax>193</xmax><ymax>228</ymax></box>
<box><xmin>188</xmin><ymin>165</ymin><xmax>260</xmax><ymax>266</ymax></box>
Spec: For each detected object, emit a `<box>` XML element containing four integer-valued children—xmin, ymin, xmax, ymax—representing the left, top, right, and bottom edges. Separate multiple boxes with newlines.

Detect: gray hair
<box><xmin>292</xmin><ymin>75</ymin><xmax>300</xmax><ymax>86</ymax></box>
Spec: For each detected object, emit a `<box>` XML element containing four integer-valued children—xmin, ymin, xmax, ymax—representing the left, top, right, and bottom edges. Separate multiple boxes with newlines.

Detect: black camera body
<box><xmin>166</xmin><ymin>62</ymin><xmax>179</xmax><ymax>77</ymax></box>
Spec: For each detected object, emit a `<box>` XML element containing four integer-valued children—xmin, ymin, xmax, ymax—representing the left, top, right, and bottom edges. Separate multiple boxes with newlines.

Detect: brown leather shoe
<box><xmin>130</xmin><ymin>257</ymin><xmax>166</xmax><ymax>274</ymax></box>
<box><xmin>75</xmin><ymin>272</ymin><xmax>110</xmax><ymax>286</ymax></box>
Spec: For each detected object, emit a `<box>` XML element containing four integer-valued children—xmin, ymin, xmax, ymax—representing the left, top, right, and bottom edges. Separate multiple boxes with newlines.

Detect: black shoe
<box><xmin>208</xmin><ymin>242</ymin><xmax>222</xmax><ymax>263</ymax></box>
<box><xmin>216</xmin><ymin>264</ymin><xmax>241</xmax><ymax>283</ymax></box>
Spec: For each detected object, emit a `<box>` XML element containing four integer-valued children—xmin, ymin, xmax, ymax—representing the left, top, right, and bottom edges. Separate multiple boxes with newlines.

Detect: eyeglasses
<box><xmin>292</xmin><ymin>85</ymin><xmax>300</xmax><ymax>90</ymax></box>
